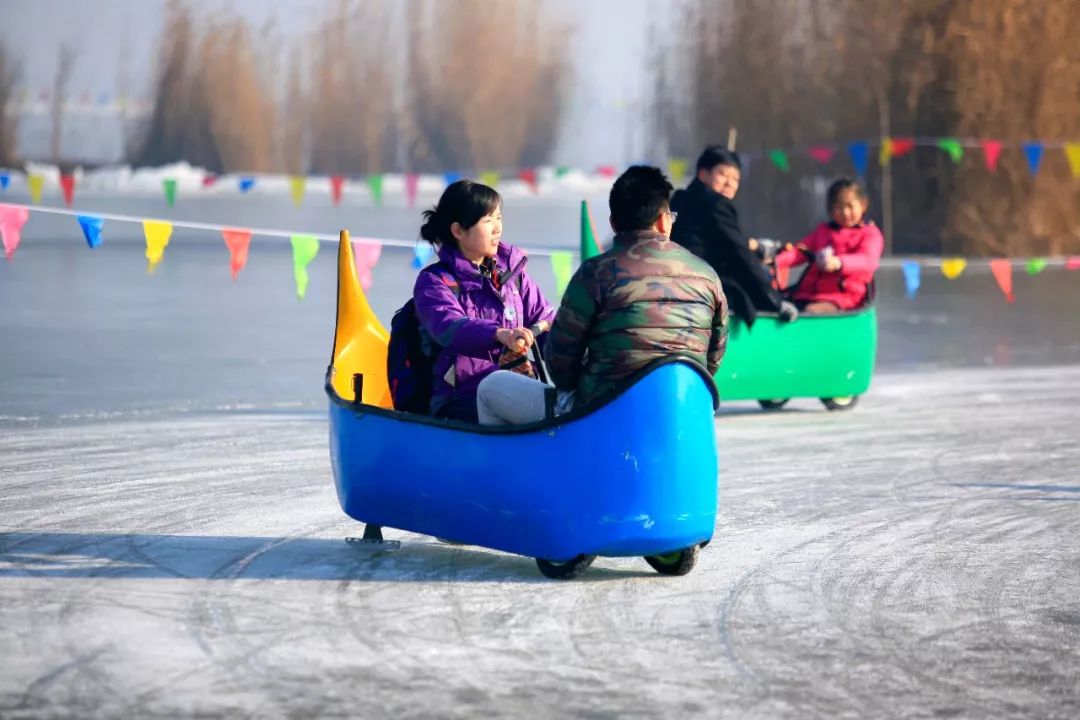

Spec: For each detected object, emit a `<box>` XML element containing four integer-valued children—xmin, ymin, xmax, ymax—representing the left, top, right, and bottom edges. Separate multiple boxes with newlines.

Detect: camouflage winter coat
<box><xmin>545</xmin><ymin>229</ymin><xmax>728</xmax><ymax>405</ymax></box>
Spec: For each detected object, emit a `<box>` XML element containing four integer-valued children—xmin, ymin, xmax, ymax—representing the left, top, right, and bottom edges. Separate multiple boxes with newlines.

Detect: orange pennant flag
<box><xmin>222</xmin><ymin>228</ymin><xmax>252</xmax><ymax>281</ymax></box>
<box><xmin>989</xmin><ymin>258</ymin><xmax>1014</xmax><ymax>303</ymax></box>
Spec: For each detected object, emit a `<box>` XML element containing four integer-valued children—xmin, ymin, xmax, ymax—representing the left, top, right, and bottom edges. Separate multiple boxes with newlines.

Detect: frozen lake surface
<box><xmin>2</xmin><ymin>202</ymin><xmax>1079</xmax><ymax>717</ymax></box>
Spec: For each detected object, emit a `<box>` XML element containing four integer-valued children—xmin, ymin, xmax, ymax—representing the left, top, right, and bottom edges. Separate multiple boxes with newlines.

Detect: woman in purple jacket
<box><xmin>413</xmin><ymin>180</ymin><xmax>556</xmax><ymax>422</ymax></box>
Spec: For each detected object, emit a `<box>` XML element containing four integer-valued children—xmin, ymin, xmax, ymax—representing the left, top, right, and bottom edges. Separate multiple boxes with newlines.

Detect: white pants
<box><xmin>477</xmin><ymin>370</ymin><xmax>574</xmax><ymax>426</ymax></box>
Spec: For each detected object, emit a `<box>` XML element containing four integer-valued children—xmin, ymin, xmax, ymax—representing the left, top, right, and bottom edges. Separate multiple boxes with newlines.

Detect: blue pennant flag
<box><xmin>442</xmin><ymin>171</ymin><xmax>461</xmax><ymax>186</ymax></box>
<box><xmin>77</xmin><ymin>214</ymin><xmax>104</xmax><ymax>249</ymax></box>
<box><xmin>848</xmin><ymin>141</ymin><xmax>869</xmax><ymax>177</ymax></box>
<box><xmin>902</xmin><ymin>260</ymin><xmax>921</xmax><ymax>299</ymax></box>
<box><xmin>0</xmin><ymin>173</ymin><xmax>9</xmax><ymax>191</ymax></box>
<box><xmin>1022</xmin><ymin>142</ymin><xmax>1043</xmax><ymax>175</ymax></box>
<box><xmin>238</xmin><ymin>177</ymin><xmax>256</xmax><ymax>193</ymax></box>
<box><xmin>412</xmin><ymin>243</ymin><xmax>434</xmax><ymax>269</ymax></box>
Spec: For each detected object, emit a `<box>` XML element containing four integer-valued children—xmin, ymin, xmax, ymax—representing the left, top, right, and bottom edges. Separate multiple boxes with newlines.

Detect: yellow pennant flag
<box><xmin>28</xmin><ymin>174</ymin><xmax>44</xmax><ymax>204</ymax></box>
<box><xmin>879</xmin><ymin>138</ymin><xmax>894</xmax><ymax>166</ymax></box>
<box><xmin>668</xmin><ymin>158</ymin><xmax>688</xmax><ymax>182</ymax></box>
<box><xmin>1064</xmin><ymin>143</ymin><xmax>1080</xmax><ymax>179</ymax></box>
<box><xmin>289</xmin><ymin>176</ymin><xmax>306</xmax><ymax>207</ymax></box>
<box><xmin>550</xmin><ymin>251</ymin><xmax>574</xmax><ymax>298</ymax></box>
<box><xmin>291</xmin><ymin>234</ymin><xmax>320</xmax><ymax>299</ymax></box>
<box><xmin>479</xmin><ymin>170</ymin><xmax>500</xmax><ymax>189</ymax></box>
<box><xmin>143</xmin><ymin>220</ymin><xmax>173</xmax><ymax>273</ymax></box>
<box><xmin>941</xmin><ymin>258</ymin><xmax>966</xmax><ymax>279</ymax></box>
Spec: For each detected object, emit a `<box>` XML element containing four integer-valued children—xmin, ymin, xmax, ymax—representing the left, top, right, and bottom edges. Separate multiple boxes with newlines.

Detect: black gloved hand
<box><xmin>778</xmin><ymin>300</ymin><xmax>799</xmax><ymax>323</ymax></box>
<box><xmin>755</xmin><ymin>238</ymin><xmax>782</xmax><ymax>264</ymax></box>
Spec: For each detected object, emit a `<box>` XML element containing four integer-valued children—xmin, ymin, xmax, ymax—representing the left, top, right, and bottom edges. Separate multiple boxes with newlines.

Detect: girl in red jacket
<box><xmin>775</xmin><ymin>178</ymin><xmax>884</xmax><ymax>313</ymax></box>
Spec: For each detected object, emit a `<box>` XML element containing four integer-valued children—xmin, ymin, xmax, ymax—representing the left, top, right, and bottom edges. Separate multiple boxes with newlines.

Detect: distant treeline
<box><xmin>656</xmin><ymin>0</ymin><xmax>1080</xmax><ymax>255</ymax></box>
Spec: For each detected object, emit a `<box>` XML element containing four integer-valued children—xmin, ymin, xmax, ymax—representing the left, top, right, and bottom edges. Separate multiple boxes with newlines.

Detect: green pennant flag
<box><xmin>580</xmin><ymin>199</ymin><xmax>601</xmax><ymax>261</ymax></box>
<box><xmin>550</xmin><ymin>251</ymin><xmax>574</xmax><ymax>298</ymax></box>
<box><xmin>555</xmin><ymin>166</ymin><xmax>570</xmax><ymax>179</ymax></box>
<box><xmin>1026</xmin><ymin>257</ymin><xmax>1047</xmax><ymax>275</ymax></box>
<box><xmin>162</xmin><ymin>178</ymin><xmax>178</xmax><ymax>207</ymax></box>
<box><xmin>367</xmin><ymin>174</ymin><xmax>384</xmax><ymax>206</ymax></box>
<box><xmin>937</xmin><ymin>138</ymin><xmax>964</xmax><ymax>164</ymax></box>
<box><xmin>290</xmin><ymin>234</ymin><xmax>320</xmax><ymax>299</ymax></box>
<box><xmin>768</xmin><ymin>149</ymin><xmax>790</xmax><ymax>173</ymax></box>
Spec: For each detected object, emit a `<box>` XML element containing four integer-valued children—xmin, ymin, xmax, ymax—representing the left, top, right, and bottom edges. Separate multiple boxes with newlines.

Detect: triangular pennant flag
<box><xmin>554</xmin><ymin>166</ymin><xmax>570</xmax><ymax>179</ymax></box>
<box><xmin>890</xmin><ymin>138</ymin><xmax>915</xmax><ymax>157</ymax></box>
<box><xmin>518</xmin><ymin>168</ymin><xmax>538</xmax><ymax>193</ymax></box>
<box><xmin>1026</xmin><ymin>257</ymin><xmax>1047</xmax><ymax>275</ymax></box>
<box><xmin>1065</xmin><ymin>256</ymin><xmax>1080</xmax><ymax>271</ymax></box>
<box><xmin>443</xmin><ymin>171</ymin><xmax>461</xmax><ymax>186</ymax></box>
<box><xmin>238</xmin><ymin>176</ymin><xmax>256</xmax><ymax>193</ymax></box>
<box><xmin>981</xmin><ymin>140</ymin><xmax>1002</xmax><ymax>172</ymax></box>
<box><xmin>412</xmin><ymin>243</ymin><xmax>433</xmax><ymax>269</ymax></box>
<box><xmin>596</xmin><ymin>165</ymin><xmax>617</xmax><ymax>178</ymax></box>
<box><xmin>77</xmin><ymin>214</ymin><xmax>104</xmax><ymax>249</ymax></box>
<box><xmin>329</xmin><ymin>175</ymin><xmax>345</xmax><ymax>206</ymax></box>
<box><xmin>989</xmin><ymin>258</ymin><xmax>1014</xmax><ymax>303</ymax></box>
<box><xmin>479</xmin><ymin>170</ymin><xmax>500</xmax><ymax>189</ymax></box>
<box><xmin>768</xmin><ymin>149</ymin><xmax>790</xmax><ymax>173</ymax></box>
<box><xmin>202</xmin><ymin>174</ymin><xmax>218</xmax><ymax>188</ymax></box>
<box><xmin>1022</xmin><ymin>143</ymin><xmax>1043</xmax><ymax>175</ymax></box>
<box><xmin>0</xmin><ymin>173</ymin><xmax>9</xmax><ymax>191</ymax></box>
<box><xmin>288</xmin><ymin>176</ymin><xmax>306</xmax><ymax>207</ymax></box>
<box><xmin>0</xmin><ymin>204</ymin><xmax>30</xmax><ymax>261</ymax></box>
<box><xmin>941</xmin><ymin>258</ymin><xmax>967</xmax><ymax>279</ymax></box>
<box><xmin>404</xmin><ymin>173</ymin><xmax>419</xmax><ymax>208</ymax></box>
<box><xmin>221</xmin><ymin>228</ymin><xmax>252</xmax><ymax>281</ymax></box>
<box><xmin>290</xmin><ymin>234</ymin><xmax>319</xmax><ymax>299</ymax></box>
<box><xmin>879</xmin><ymin>137</ymin><xmax>894</xmax><ymax>165</ymax></box>
<box><xmin>143</xmin><ymin>220</ymin><xmax>173</xmax><ymax>272</ymax></box>
<box><xmin>550</xmin><ymin>251</ymin><xmax>574</xmax><ymax>298</ymax></box>
<box><xmin>59</xmin><ymin>174</ymin><xmax>75</xmax><ymax>207</ymax></box>
<box><xmin>848</xmin><ymin>142</ymin><xmax>869</xmax><ymax>176</ymax></box>
<box><xmin>937</xmin><ymin>138</ymin><xmax>964</xmax><ymax>164</ymax></box>
<box><xmin>667</xmin><ymin>158</ymin><xmax>688</xmax><ymax>181</ymax></box>
<box><xmin>162</xmin><ymin>178</ymin><xmax>177</xmax><ymax>207</ymax></box>
<box><xmin>27</xmin><ymin>174</ymin><xmax>44</xmax><ymax>204</ymax></box>
<box><xmin>902</xmin><ymin>260</ymin><xmax>921</xmax><ymax>298</ymax></box>
<box><xmin>367</xmin><ymin>174</ymin><xmax>383</xmax><ymax>206</ymax></box>
<box><xmin>580</xmin><ymin>199</ymin><xmax>601</xmax><ymax>261</ymax></box>
<box><xmin>807</xmin><ymin>146</ymin><xmax>835</xmax><ymax>164</ymax></box>
<box><xmin>1065</xmin><ymin>144</ymin><xmax>1080</xmax><ymax>179</ymax></box>
<box><xmin>352</xmin><ymin>240</ymin><xmax>382</xmax><ymax>291</ymax></box>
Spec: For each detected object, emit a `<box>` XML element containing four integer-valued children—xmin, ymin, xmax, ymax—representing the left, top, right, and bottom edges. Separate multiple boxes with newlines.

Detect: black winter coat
<box><xmin>670</xmin><ymin>179</ymin><xmax>784</xmax><ymax>326</ymax></box>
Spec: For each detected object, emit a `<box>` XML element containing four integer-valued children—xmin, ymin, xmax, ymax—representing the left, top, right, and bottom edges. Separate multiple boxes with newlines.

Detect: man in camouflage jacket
<box><xmin>546</xmin><ymin>166</ymin><xmax>728</xmax><ymax>407</ymax></box>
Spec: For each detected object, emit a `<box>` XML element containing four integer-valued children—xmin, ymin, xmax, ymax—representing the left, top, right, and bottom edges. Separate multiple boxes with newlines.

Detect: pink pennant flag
<box><xmin>404</xmin><ymin>174</ymin><xmax>419</xmax><ymax>209</ymax></box>
<box><xmin>0</xmin><ymin>203</ymin><xmax>30</xmax><ymax>261</ymax></box>
<box><xmin>351</xmin><ymin>240</ymin><xmax>382</xmax><ymax>291</ymax></box>
<box><xmin>221</xmin><ymin>228</ymin><xmax>252</xmax><ymax>281</ymax></box>
<box><xmin>1065</xmin><ymin>256</ymin><xmax>1080</xmax><ymax>271</ymax></box>
<box><xmin>329</xmin><ymin>175</ymin><xmax>345</xmax><ymax>206</ymax></box>
<box><xmin>202</xmin><ymin>174</ymin><xmax>218</xmax><ymax>188</ymax></box>
<box><xmin>981</xmin><ymin>140</ymin><xmax>1002</xmax><ymax>172</ymax></box>
<box><xmin>807</xmin><ymin>146</ymin><xmax>835</xmax><ymax>164</ymax></box>
<box><xmin>59</xmin><ymin>174</ymin><xmax>75</xmax><ymax>207</ymax></box>
<box><xmin>989</xmin><ymin>258</ymin><xmax>1015</xmax><ymax>303</ymax></box>
<box><xmin>596</xmin><ymin>165</ymin><xmax>617</xmax><ymax>178</ymax></box>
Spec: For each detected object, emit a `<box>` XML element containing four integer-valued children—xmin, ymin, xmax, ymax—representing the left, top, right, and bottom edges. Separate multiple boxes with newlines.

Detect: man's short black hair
<box><xmin>696</xmin><ymin>145</ymin><xmax>742</xmax><ymax>172</ymax></box>
<box><xmin>609</xmin><ymin>165</ymin><xmax>673</xmax><ymax>233</ymax></box>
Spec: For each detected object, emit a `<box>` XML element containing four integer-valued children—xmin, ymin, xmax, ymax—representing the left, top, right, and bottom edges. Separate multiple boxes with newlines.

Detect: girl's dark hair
<box><xmin>420</xmin><ymin>179</ymin><xmax>502</xmax><ymax>249</ymax></box>
<box><xmin>826</xmin><ymin>177</ymin><xmax>868</xmax><ymax>211</ymax></box>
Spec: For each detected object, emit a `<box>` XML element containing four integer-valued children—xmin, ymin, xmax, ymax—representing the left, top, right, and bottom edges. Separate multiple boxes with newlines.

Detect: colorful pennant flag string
<box><xmin>808</xmin><ymin>146</ymin><xmax>835</xmax><ymax>164</ymax></box>
<box><xmin>143</xmin><ymin>220</ymin><xmax>173</xmax><ymax>273</ymax></box>
<box><xmin>989</xmin><ymin>258</ymin><xmax>1014</xmax><ymax>303</ymax></box>
<box><xmin>518</xmin><ymin>169</ymin><xmax>539</xmax><ymax>193</ymax></box>
<box><xmin>0</xmin><ymin>173</ymin><xmax>9</xmax><ymax>191</ymax></box>
<box><xmin>329</xmin><ymin>175</ymin><xmax>345</xmax><ymax>207</ymax></box>
<box><xmin>27</xmin><ymin>174</ymin><xmax>44</xmax><ymax>204</ymax></box>
<box><xmin>1065</xmin><ymin>144</ymin><xmax>1080</xmax><ymax>179</ymax></box>
<box><xmin>367</xmin><ymin>175</ymin><xmax>384</xmax><ymax>207</ymax></box>
<box><xmin>667</xmin><ymin>158</ymin><xmax>688</xmax><ymax>182</ymax></box>
<box><xmin>479</xmin><ymin>170</ymin><xmax>500</xmax><ymax>189</ymax></box>
<box><xmin>1022</xmin><ymin>143</ymin><xmax>1044</xmax><ymax>176</ymax></box>
<box><xmin>352</xmin><ymin>241</ymin><xmax>382</xmax><ymax>291</ymax></box>
<box><xmin>902</xmin><ymin>260</ymin><xmax>921</xmax><ymax>298</ymax></box>
<box><xmin>404</xmin><ymin>174</ymin><xmax>419</xmax><ymax>208</ymax></box>
<box><xmin>848</xmin><ymin>142</ymin><xmax>869</xmax><ymax>176</ymax></box>
<box><xmin>290</xmin><ymin>234</ymin><xmax>319</xmax><ymax>299</ymax></box>
<box><xmin>59</xmin><ymin>174</ymin><xmax>75</xmax><ymax>207</ymax></box>
<box><xmin>0</xmin><ymin>203</ymin><xmax>30</xmax><ymax>261</ymax></box>
<box><xmin>941</xmin><ymin>258</ymin><xmax>967</xmax><ymax>279</ymax></box>
<box><xmin>412</xmin><ymin>243</ymin><xmax>433</xmax><ymax>269</ymax></box>
<box><xmin>222</xmin><ymin>228</ymin><xmax>252</xmax><ymax>281</ymax></box>
<box><xmin>289</xmin><ymin>176</ymin><xmax>306</xmax><ymax>208</ymax></box>
<box><xmin>77</xmin><ymin>214</ymin><xmax>104</xmax><ymax>249</ymax></box>
<box><xmin>162</xmin><ymin>178</ymin><xmax>178</xmax><ymax>208</ymax></box>
<box><xmin>981</xmin><ymin>140</ymin><xmax>1002</xmax><ymax>172</ymax></box>
<box><xmin>937</xmin><ymin>138</ymin><xmax>964</xmax><ymax>164</ymax></box>
<box><xmin>238</xmin><ymin>177</ymin><xmax>256</xmax><ymax>193</ymax></box>
<box><xmin>768</xmin><ymin>149</ymin><xmax>790</xmax><ymax>173</ymax></box>
<box><xmin>1026</xmin><ymin>257</ymin><xmax>1047</xmax><ymax>275</ymax></box>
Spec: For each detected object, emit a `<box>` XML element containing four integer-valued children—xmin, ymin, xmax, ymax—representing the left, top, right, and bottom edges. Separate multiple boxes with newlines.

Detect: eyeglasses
<box><xmin>665</xmin><ymin>210</ymin><xmax>679</xmax><ymax>223</ymax></box>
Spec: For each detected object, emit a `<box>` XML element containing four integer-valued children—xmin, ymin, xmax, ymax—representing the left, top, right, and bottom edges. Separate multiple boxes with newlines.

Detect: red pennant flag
<box><xmin>59</xmin><ymin>174</ymin><xmax>75</xmax><ymax>207</ymax></box>
<box><xmin>1065</xmin><ymin>257</ymin><xmax>1080</xmax><ymax>271</ymax></box>
<box><xmin>807</xmin><ymin>146</ymin><xmax>835</xmax><ymax>164</ymax></box>
<box><xmin>202</xmin><ymin>174</ymin><xmax>218</xmax><ymax>188</ymax></box>
<box><xmin>221</xmin><ymin>228</ymin><xmax>252</xmax><ymax>281</ymax></box>
<box><xmin>981</xmin><ymin>140</ymin><xmax>1002</xmax><ymax>172</ymax></box>
<box><xmin>890</xmin><ymin>138</ymin><xmax>916</xmax><ymax>157</ymax></box>
<box><xmin>517</xmin><ymin>168</ymin><xmax>539</xmax><ymax>193</ymax></box>
<box><xmin>404</xmin><ymin>173</ymin><xmax>419</xmax><ymax>209</ymax></box>
<box><xmin>596</xmin><ymin>165</ymin><xmax>617</xmax><ymax>178</ymax></box>
<box><xmin>329</xmin><ymin>175</ymin><xmax>345</xmax><ymax>206</ymax></box>
<box><xmin>989</xmin><ymin>258</ymin><xmax>1014</xmax><ymax>303</ymax></box>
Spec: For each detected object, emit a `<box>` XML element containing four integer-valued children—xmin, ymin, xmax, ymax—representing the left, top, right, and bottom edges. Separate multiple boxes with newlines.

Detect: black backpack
<box><xmin>386</xmin><ymin>264</ymin><xmax>457</xmax><ymax>413</ymax></box>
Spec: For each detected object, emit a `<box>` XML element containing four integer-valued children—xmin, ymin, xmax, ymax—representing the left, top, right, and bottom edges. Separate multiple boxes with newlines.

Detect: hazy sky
<box><xmin>0</xmin><ymin>0</ymin><xmax>663</xmax><ymax>167</ymax></box>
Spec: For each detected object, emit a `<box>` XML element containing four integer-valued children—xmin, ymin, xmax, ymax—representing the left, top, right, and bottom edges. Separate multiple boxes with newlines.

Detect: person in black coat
<box><xmin>670</xmin><ymin>146</ymin><xmax>798</xmax><ymax>327</ymax></box>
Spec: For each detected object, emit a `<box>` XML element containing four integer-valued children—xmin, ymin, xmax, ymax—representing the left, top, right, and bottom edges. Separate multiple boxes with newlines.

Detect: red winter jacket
<box><xmin>775</xmin><ymin>221</ymin><xmax>884</xmax><ymax>310</ymax></box>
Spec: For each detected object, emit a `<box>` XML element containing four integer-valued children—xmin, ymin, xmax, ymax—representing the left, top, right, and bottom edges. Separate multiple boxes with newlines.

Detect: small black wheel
<box><xmin>535</xmin><ymin>554</ymin><xmax>596</xmax><ymax>580</ymax></box>
<box><xmin>758</xmin><ymin>399</ymin><xmax>790</xmax><ymax>410</ymax></box>
<box><xmin>821</xmin><ymin>395</ymin><xmax>859</xmax><ymax>411</ymax></box>
<box><xmin>644</xmin><ymin>545</ymin><xmax>700</xmax><ymax>576</ymax></box>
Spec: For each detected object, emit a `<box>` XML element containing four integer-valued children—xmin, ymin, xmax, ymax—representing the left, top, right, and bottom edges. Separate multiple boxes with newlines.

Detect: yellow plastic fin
<box><xmin>330</xmin><ymin>230</ymin><xmax>393</xmax><ymax>408</ymax></box>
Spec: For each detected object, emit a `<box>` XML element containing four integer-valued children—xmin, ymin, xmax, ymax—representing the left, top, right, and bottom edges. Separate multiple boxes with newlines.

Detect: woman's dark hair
<box><xmin>826</xmin><ymin>177</ymin><xmax>868</xmax><ymax>211</ymax></box>
<box><xmin>609</xmin><ymin>165</ymin><xmax>673</xmax><ymax>232</ymax></box>
<box><xmin>420</xmin><ymin>179</ymin><xmax>501</xmax><ymax>249</ymax></box>
<box><xmin>696</xmin><ymin>145</ymin><xmax>742</xmax><ymax>172</ymax></box>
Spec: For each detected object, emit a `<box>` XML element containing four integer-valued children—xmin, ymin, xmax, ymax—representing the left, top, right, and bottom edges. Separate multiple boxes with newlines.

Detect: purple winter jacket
<box><xmin>413</xmin><ymin>242</ymin><xmax>556</xmax><ymax>421</ymax></box>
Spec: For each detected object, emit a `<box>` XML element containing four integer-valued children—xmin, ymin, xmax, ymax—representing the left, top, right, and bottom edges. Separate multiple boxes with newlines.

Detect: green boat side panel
<box><xmin>714</xmin><ymin>306</ymin><xmax>878</xmax><ymax>401</ymax></box>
